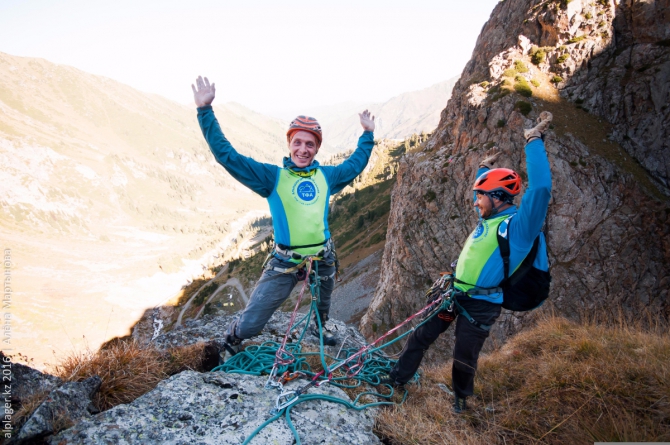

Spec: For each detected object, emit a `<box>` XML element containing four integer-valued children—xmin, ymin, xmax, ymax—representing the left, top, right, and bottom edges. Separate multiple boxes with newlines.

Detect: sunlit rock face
<box><xmin>361</xmin><ymin>0</ymin><xmax>670</xmax><ymax>362</ymax></box>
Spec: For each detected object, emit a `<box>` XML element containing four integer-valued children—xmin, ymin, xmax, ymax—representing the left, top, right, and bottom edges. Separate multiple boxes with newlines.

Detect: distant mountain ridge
<box><xmin>271</xmin><ymin>77</ymin><xmax>459</xmax><ymax>150</ymax></box>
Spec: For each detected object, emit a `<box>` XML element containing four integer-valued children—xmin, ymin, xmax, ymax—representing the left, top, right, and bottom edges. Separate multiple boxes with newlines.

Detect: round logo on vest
<box><xmin>293</xmin><ymin>180</ymin><xmax>319</xmax><ymax>204</ymax></box>
<box><xmin>472</xmin><ymin>220</ymin><xmax>489</xmax><ymax>242</ymax></box>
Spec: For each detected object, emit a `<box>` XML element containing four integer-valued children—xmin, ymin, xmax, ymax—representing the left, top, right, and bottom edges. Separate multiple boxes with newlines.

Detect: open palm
<box><xmin>192</xmin><ymin>76</ymin><xmax>216</xmax><ymax>108</ymax></box>
<box><xmin>359</xmin><ymin>109</ymin><xmax>375</xmax><ymax>132</ymax></box>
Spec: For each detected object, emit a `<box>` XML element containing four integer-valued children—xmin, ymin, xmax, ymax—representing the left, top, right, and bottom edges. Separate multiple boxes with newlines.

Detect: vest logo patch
<box><xmin>293</xmin><ymin>179</ymin><xmax>319</xmax><ymax>204</ymax></box>
<box><xmin>472</xmin><ymin>220</ymin><xmax>489</xmax><ymax>242</ymax></box>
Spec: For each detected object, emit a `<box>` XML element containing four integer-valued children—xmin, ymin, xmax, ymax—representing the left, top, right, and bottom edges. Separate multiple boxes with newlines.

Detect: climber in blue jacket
<box><xmin>381</xmin><ymin>111</ymin><xmax>553</xmax><ymax>413</ymax></box>
<box><xmin>192</xmin><ymin>76</ymin><xmax>376</xmax><ymax>357</ymax></box>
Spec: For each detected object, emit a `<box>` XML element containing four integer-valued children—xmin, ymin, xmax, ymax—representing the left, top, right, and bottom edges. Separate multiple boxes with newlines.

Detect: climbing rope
<box><xmin>212</xmin><ymin>259</ymin><xmax>455</xmax><ymax>444</ymax></box>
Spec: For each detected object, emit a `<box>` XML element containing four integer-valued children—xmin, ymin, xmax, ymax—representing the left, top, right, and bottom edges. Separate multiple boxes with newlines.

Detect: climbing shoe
<box><xmin>378</xmin><ymin>375</ymin><xmax>405</xmax><ymax>390</ymax></box>
<box><xmin>219</xmin><ymin>342</ymin><xmax>241</xmax><ymax>364</ymax></box>
<box><xmin>524</xmin><ymin>111</ymin><xmax>553</xmax><ymax>142</ymax></box>
<box><xmin>219</xmin><ymin>321</ymin><xmax>242</xmax><ymax>364</ymax></box>
<box><xmin>453</xmin><ymin>396</ymin><xmax>468</xmax><ymax>414</ymax></box>
<box><xmin>310</xmin><ymin>311</ymin><xmax>337</xmax><ymax>346</ymax></box>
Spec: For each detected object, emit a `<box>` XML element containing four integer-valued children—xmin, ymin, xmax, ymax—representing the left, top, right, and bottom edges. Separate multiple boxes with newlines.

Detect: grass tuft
<box><xmin>514</xmin><ymin>78</ymin><xmax>533</xmax><ymax>97</ymax></box>
<box><xmin>514</xmin><ymin>60</ymin><xmax>529</xmax><ymax>73</ymax></box>
<box><xmin>515</xmin><ymin>100</ymin><xmax>533</xmax><ymax>116</ymax></box>
<box><xmin>53</xmin><ymin>341</ymin><xmax>206</xmax><ymax>411</ymax></box>
<box><xmin>503</xmin><ymin>68</ymin><xmax>518</xmax><ymax>78</ymax></box>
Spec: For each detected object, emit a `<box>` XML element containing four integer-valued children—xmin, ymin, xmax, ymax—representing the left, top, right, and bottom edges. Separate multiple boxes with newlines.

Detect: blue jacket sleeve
<box><xmin>197</xmin><ymin>106</ymin><xmax>278</xmax><ymax>198</ymax></box>
<box><xmin>321</xmin><ymin>131</ymin><xmax>375</xmax><ymax>194</ymax></box>
<box><xmin>508</xmin><ymin>139</ymin><xmax>552</xmax><ymax>249</ymax></box>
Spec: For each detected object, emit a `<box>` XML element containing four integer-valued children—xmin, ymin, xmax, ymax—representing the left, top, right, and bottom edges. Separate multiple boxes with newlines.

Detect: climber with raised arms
<box><xmin>380</xmin><ymin>111</ymin><xmax>554</xmax><ymax>414</ymax></box>
<box><xmin>192</xmin><ymin>76</ymin><xmax>376</xmax><ymax>359</ymax></box>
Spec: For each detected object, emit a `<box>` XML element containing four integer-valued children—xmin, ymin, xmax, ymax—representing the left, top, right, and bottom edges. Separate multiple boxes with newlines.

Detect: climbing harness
<box><xmin>212</xmin><ymin>261</ymin><xmax>457</xmax><ymax>444</ymax></box>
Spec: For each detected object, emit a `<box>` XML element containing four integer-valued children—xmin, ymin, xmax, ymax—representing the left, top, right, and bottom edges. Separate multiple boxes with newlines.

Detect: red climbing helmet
<box><xmin>473</xmin><ymin>168</ymin><xmax>521</xmax><ymax>196</ymax></box>
<box><xmin>287</xmin><ymin>116</ymin><xmax>322</xmax><ymax>146</ymax></box>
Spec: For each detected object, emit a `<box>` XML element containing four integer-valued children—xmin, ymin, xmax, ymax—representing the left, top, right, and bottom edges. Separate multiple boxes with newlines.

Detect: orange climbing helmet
<box><xmin>473</xmin><ymin>168</ymin><xmax>521</xmax><ymax>196</ymax></box>
<box><xmin>287</xmin><ymin>116</ymin><xmax>322</xmax><ymax>146</ymax></box>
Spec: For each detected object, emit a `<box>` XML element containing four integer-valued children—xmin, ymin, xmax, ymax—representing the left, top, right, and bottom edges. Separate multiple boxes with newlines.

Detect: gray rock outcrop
<box><xmin>3</xmin><ymin>352</ymin><xmax>62</xmax><ymax>406</ymax></box>
<box><xmin>153</xmin><ymin>310</ymin><xmax>365</xmax><ymax>355</ymax></box>
<box><xmin>48</xmin><ymin>371</ymin><xmax>380</xmax><ymax>445</ymax></box>
<box><xmin>361</xmin><ymin>0</ymin><xmax>670</xmax><ymax>359</ymax></box>
<box><xmin>12</xmin><ymin>376</ymin><xmax>101</xmax><ymax>444</ymax></box>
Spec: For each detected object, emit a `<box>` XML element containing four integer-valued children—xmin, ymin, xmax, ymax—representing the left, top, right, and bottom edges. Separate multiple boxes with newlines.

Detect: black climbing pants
<box><xmin>389</xmin><ymin>295</ymin><xmax>501</xmax><ymax>398</ymax></box>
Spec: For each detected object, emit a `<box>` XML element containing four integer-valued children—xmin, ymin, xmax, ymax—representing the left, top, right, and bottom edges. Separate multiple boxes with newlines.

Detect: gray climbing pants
<box><xmin>231</xmin><ymin>255</ymin><xmax>336</xmax><ymax>340</ymax></box>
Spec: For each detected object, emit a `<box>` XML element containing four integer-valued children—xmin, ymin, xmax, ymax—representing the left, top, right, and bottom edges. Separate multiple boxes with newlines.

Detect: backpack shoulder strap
<box><xmin>496</xmin><ymin>216</ymin><xmax>513</xmax><ymax>281</ymax></box>
<box><xmin>497</xmin><ymin>214</ymin><xmax>542</xmax><ymax>287</ymax></box>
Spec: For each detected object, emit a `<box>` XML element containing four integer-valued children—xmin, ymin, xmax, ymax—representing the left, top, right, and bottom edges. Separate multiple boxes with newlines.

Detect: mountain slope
<box><xmin>0</xmin><ymin>52</ymin><xmax>288</xmax><ymax>367</ymax></box>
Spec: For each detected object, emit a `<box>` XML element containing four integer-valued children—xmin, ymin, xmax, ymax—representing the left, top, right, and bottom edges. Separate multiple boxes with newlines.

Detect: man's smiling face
<box><xmin>289</xmin><ymin>130</ymin><xmax>319</xmax><ymax>168</ymax></box>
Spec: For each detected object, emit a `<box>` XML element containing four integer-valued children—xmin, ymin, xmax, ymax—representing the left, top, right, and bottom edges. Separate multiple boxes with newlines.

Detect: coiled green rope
<box><xmin>211</xmin><ymin>265</ymin><xmax>452</xmax><ymax>444</ymax></box>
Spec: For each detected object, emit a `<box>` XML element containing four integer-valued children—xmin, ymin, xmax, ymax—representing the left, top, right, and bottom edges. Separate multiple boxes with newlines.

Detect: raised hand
<box><xmin>359</xmin><ymin>109</ymin><xmax>375</xmax><ymax>132</ymax></box>
<box><xmin>524</xmin><ymin>111</ymin><xmax>553</xmax><ymax>142</ymax></box>
<box><xmin>192</xmin><ymin>76</ymin><xmax>216</xmax><ymax>108</ymax></box>
<box><xmin>479</xmin><ymin>151</ymin><xmax>501</xmax><ymax>169</ymax></box>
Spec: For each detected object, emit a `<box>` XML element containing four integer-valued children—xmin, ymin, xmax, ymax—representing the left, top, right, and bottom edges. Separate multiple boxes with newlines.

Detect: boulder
<box><xmin>48</xmin><ymin>371</ymin><xmax>380</xmax><ymax>445</ymax></box>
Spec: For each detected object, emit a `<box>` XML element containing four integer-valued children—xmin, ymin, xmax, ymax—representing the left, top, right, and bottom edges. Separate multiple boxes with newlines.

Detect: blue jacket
<box><xmin>197</xmin><ymin>106</ymin><xmax>375</xmax><ymax>250</ymax></box>
<box><xmin>461</xmin><ymin>139</ymin><xmax>552</xmax><ymax>304</ymax></box>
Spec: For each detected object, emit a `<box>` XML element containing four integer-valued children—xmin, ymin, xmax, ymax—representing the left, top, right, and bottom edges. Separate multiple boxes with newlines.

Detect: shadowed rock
<box><xmin>12</xmin><ymin>376</ymin><xmax>101</xmax><ymax>444</ymax></box>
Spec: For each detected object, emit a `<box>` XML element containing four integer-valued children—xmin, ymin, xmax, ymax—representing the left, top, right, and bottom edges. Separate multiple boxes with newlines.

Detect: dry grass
<box><xmin>52</xmin><ymin>341</ymin><xmax>206</xmax><ymax>411</ymax></box>
<box><xmin>375</xmin><ymin>316</ymin><xmax>670</xmax><ymax>444</ymax></box>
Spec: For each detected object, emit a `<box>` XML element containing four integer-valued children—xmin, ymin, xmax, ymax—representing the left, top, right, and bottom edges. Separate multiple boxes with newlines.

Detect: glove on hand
<box><xmin>524</xmin><ymin>111</ymin><xmax>553</xmax><ymax>142</ymax></box>
<box><xmin>479</xmin><ymin>152</ymin><xmax>500</xmax><ymax>169</ymax></box>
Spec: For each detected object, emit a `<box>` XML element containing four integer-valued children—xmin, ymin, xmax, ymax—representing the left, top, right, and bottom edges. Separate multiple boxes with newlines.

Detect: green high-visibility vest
<box><xmin>455</xmin><ymin>214</ymin><xmax>508</xmax><ymax>293</ymax></box>
<box><xmin>269</xmin><ymin>168</ymin><xmax>330</xmax><ymax>258</ymax></box>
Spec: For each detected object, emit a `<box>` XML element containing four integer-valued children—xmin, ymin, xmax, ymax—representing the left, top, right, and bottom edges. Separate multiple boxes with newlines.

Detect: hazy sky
<box><xmin>0</xmin><ymin>0</ymin><xmax>499</xmax><ymax>114</ymax></box>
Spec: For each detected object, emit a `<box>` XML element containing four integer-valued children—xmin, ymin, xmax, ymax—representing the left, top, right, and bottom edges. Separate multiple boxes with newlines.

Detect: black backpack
<box><xmin>497</xmin><ymin>225</ymin><xmax>551</xmax><ymax>312</ymax></box>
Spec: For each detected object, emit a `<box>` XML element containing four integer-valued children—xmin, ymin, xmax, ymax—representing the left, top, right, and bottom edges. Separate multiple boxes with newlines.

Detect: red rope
<box><xmin>275</xmin><ymin>259</ymin><xmax>313</xmax><ymax>366</ymax></box>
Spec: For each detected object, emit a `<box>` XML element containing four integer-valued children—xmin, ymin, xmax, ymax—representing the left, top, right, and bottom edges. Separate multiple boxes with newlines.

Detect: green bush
<box><xmin>514</xmin><ymin>101</ymin><xmax>532</xmax><ymax>116</ymax></box>
<box><xmin>584</xmin><ymin>12</ymin><xmax>592</xmax><ymax>19</ymax></box>
<box><xmin>356</xmin><ymin>215</ymin><xmax>365</xmax><ymax>229</ymax></box>
<box><xmin>557</xmin><ymin>54</ymin><xmax>570</xmax><ymax>64</ymax></box>
<box><xmin>479</xmin><ymin>81</ymin><xmax>490</xmax><ymax>88</ymax></box>
<box><xmin>531</xmin><ymin>48</ymin><xmax>546</xmax><ymax>65</ymax></box>
<box><xmin>497</xmin><ymin>119</ymin><xmax>506</xmax><ymax>128</ymax></box>
<box><xmin>367</xmin><ymin>232</ymin><xmax>385</xmax><ymax>246</ymax></box>
<box><xmin>558</xmin><ymin>45</ymin><xmax>567</xmax><ymax>51</ymax></box>
<box><xmin>514</xmin><ymin>78</ymin><xmax>533</xmax><ymax>97</ymax></box>
<box><xmin>598</xmin><ymin>20</ymin><xmax>606</xmax><ymax>27</ymax></box>
<box><xmin>501</xmin><ymin>78</ymin><xmax>513</xmax><ymax>87</ymax></box>
<box><xmin>551</xmin><ymin>75</ymin><xmax>564</xmax><ymax>83</ymax></box>
<box><xmin>531</xmin><ymin>79</ymin><xmax>540</xmax><ymax>87</ymax></box>
<box><xmin>503</xmin><ymin>68</ymin><xmax>517</xmax><ymax>77</ymax></box>
<box><xmin>514</xmin><ymin>60</ymin><xmax>529</xmax><ymax>73</ymax></box>
<box><xmin>568</xmin><ymin>35</ymin><xmax>586</xmax><ymax>44</ymax></box>
<box><xmin>424</xmin><ymin>190</ymin><xmax>437</xmax><ymax>202</ymax></box>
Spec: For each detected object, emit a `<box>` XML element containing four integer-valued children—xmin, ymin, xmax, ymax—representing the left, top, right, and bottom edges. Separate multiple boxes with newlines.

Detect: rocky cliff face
<box><xmin>361</xmin><ymin>0</ymin><xmax>670</xmax><ymax>357</ymax></box>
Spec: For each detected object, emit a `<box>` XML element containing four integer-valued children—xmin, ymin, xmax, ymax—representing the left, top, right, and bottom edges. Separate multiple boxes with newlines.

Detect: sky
<box><xmin>0</xmin><ymin>0</ymin><xmax>499</xmax><ymax>115</ymax></box>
